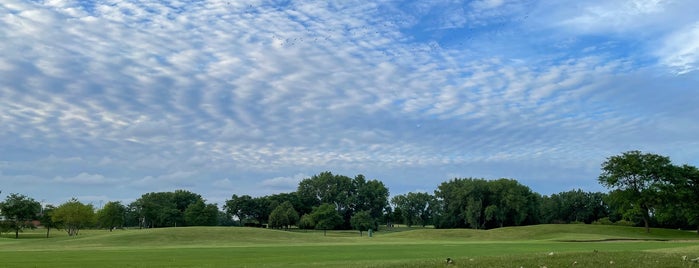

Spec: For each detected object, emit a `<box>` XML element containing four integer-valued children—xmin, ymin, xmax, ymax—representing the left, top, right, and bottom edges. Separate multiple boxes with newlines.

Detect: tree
<box><xmin>52</xmin><ymin>198</ymin><xmax>95</xmax><ymax>236</ymax></box>
<box><xmin>132</xmin><ymin>190</ymin><xmax>206</xmax><ymax>228</ymax></box>
<box><xmin>434</xmin><ymin>178</ymin><xmax>539</xmax><ymax>229</ymax></box>
<box><xmin>97</xmin><ymin>201</ymin><xmax>126</xmax><ymax>231</ymax></box>
<box><xmin>391</xmin><ymin>192</ymin><xmax>435</xmax><ymax>227</ymax></box>
<box><xmin>40</xmin><ymin>204</ymin><xmax>58</xmax><ymax>238</ymax></box>
<box><xmin>0</xmin><ymin>193</ymin><xmax>41</xmax><ymax>238</ymax></box>
<box><xmin>297</xmin><ymin>172</ymin><xmax>353</xmax><ymax>228</ymax></box>
<box><xmin>539</xmin><ymin>190</ymin><xmax>609</xmax><ymax>224</ymax></box>
<box><xmin>224</xmin><ymin>194</ymin><xmax>254</xmax><ymax>226</ymax></box>
<box><xmin>173</xmin><ymin>190</ymin><xmax>204</xmax><ymax>226</ymax></box>
<box><xmin>598</xmin><ymin>151</ymin><xmax>673</xmax><ymax>232</ymax></box>
<box><xmin>184</xmin><ymin>200</ymin><xmax>219</xmax><ymax>226</ymax></box>
<box><xmin>134</xmin><ymin>192</ymin><xmax>179</xmax><ymax>228</ymax></box>
<box><xmin>309</xmin><ymin>203</ymin><xmax>342</xmax><ymax>236</ymax></box>
<box><xmin>351</xmin><ymin>175</ymin><xmax>389</xmax><ymax>228</ymax></box>
<box><xmin>350</xmin><ymin>210</ymin><xmax>374</xmax><ymax>236</ymax></box>
<box><xmin>269</xmin><ymin>201</ymin><xmax>299</xmax><ymax>230</ymax></box>
<box><xmin>298</xmin><ymin>214</ymin><xmax>315</xmax><ymax>229</ymax></box>
<box><xmin>669</xmin><ymin>164</ymin><xmax>699</xmax><ymax>234</ymax></box>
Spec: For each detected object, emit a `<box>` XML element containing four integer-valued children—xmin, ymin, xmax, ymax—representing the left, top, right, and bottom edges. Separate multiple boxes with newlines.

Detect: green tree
<box><xmin>298</xmin><ymin>214</ymin><xmax>315</xmax><ymax>229</ymax></box>
<box><xmin>297</xmin><ymin>172</ymin><xmax>353</xmax><ymax>228</ymax></box>
<box><xmin>598</xmin><ymin>151</ymin><xmax>673</xmax><ymax>232</ymax></box>
<box><xmin>351</xmin><ymin>175</ymin><xmax>389</xmax><ymax>228</ymax></box>
<box><xmin>391</xmin><ymin>192</ymin><xmax>435</xmax><ymax>227</ymax></box>
<box><xmin>224</xmin><ymin>194</ymin><xmax>254</xmax><ymax>226</ymax></box>
<box><xmin>268</xmin><ymin>201</ymin><xmax>299</xmax><ymax>230</ymax></box>
<box><xmin>173</xmin><ymin>190</ymin><xmax>204</xmax><ymax>226</ymax></box>
<box><xmin>540</xmin><ymin>190</ymin><xmax>609</xmax><ymax>224</ymax></box>
<box><xmin>39</xmin><ymin>204</ymin><xmax>58</xmax><ymax>238</ymax></box>
<box><xmin>132</xmin><ymin>190</ymin><xmax>205</xmax><ymax>228</ymax></box>
<box><xmin>52</xmin><ymin>198</ymin><xmax>95</xmax><ymax>236</ymax></box>
<box><xmin>0</xmin><ymin>193</ymin><xmax>41</xmax><ymax>238</ymax></box>
<box><xmin>669</xmin><ymin>164</ymin><xmax>699</xmax><ymax>234</ymax></box>
<box><xmin>434</xmin><ymin>178</ymin><xmax>538</xmax><ymax>229</ymax></box>
<box><xmin>350</xmin><ymin>210</ymin><xmax>374</xmax><ymax>236</ymax></box>
<box><xmin>184</xmin><ymin>200</ymin><xmax>219</xmax><ymax>226</ymax></box>
<box><xmin>97</xmin><ymin>201</ymin><xmax>126</xmax><ymax>231</ymax></box>
<box><xmin>310</xmin><ymin>203</ymin><xmax>342</xmax><ymax>236</ymax></box>
<box><xmin>134</xmin><ymin>192</ymin><xmax>178</xmax><ymax>228</ymax></box>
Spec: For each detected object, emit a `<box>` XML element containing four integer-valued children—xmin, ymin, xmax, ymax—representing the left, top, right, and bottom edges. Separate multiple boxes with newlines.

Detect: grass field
<box><xmin>1</xmin><ymin>224</ymin><xmax>698</xmax><ymax>267</ymax></box>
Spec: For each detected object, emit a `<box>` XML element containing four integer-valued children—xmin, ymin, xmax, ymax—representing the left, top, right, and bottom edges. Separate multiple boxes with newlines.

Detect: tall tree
<box><xmin>97</xmin><ymin>201</ymin><xmax>126</xmax><ymax>231</ymax></box>
<box><xmin>184</xmin><ymin>200</ymin><xmax>219</xmax><ymax>226</ymax></box>
<box><xmin>173</xmin><ymin>190</ymin><xmax>204</xmax><ymax>226</ymax></box>
<box><xmin>598</xmin><ymin>151</ymin><xmax>673</xmax><ymax>232</ymax></box>
<box><xmin>391</xmin><ymin>192</ymin><xmax>435</xmax><ymax>227</ymax></box>
<box><xmin>351</xmin><ymin>175</ymin><xmax>389</xmax><ymax>229</ymax></box>
<box><xmin>297</xmin><ymin>172</ymin><xmax>353</xmax><ymax>227</ymax></box>
<box><xmin>39</xmin><ymin>204</ymin><xmax>58</xmax><ymax>238</ymax></box>
<box><xmin>539</xmin><ymin>190</ymin><xmax>609</xmax><ymax>224</ymax></box>
<box><xmin>132</xmin><ymin>190</ymin><xmax>205</xmax><ymax>228</ymax></box>
<box><xmin>268</xmin><ymin>201</ymin><xmax>299</xmax><ymax>230</ymax></box>
<box><xmin>310</xmin><ymin>203</ymin><xmax>342</xmax><ymax>236</ymax></box>
<box><xmin>52</xmin><ymin>198</ymin><xmax>95</xmax><ymax>236</ymax></box>
<box><xmin>0</xmin><ymin>193</ymin><xmax>41</xmax><ymax>238</ymax></box>
<box><xmin>670</xmin><ymin>164</ymin><xmax>699</xmax><ymax>234</ymax></box>
<box><xmin>224</xmin><ymin>194</ymin><xmax>254</xmax><ymax>226</ymax></box>
<box><xmin>434</xmin><ymin>178</ymin><xmax>538</xmax><ymax>229</ymax></box>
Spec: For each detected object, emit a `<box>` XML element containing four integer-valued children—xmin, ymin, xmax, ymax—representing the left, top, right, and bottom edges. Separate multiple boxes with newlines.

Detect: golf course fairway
<box><xmin>1</xmin><ymin>224</ymin><xmax>698</xmax><ymax>267</ymax></box>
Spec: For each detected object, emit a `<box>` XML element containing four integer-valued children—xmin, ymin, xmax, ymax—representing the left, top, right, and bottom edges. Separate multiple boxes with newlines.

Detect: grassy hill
<box><xmin>1</xmin><ymin>224</ymin><xmax>698</xmax><ymax>267</ymax></box>
<box><xmin>380</xmin><ymin>224</ymin><xmax>699</xmax><ymax>242</ymax></box>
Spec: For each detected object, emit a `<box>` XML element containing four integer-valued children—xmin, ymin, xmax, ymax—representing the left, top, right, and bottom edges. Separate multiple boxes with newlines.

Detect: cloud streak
<box><xmin>1</xmin><ymin>0</ymin><xmax>697</xmax><ymax>205</ymax></box>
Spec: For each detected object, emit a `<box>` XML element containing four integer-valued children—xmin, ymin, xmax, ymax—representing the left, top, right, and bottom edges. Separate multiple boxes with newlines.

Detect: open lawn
<box><xmin>1</xmin><ymin>225</ymin><xmax>698</xmax><ymax>267</ymax></box>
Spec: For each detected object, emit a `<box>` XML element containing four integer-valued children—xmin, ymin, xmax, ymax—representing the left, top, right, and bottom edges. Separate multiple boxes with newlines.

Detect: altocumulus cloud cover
<box><xmin>1</xmin><ymin>0</ymin><xmax>698</xmax><ymax>206</ymax></box>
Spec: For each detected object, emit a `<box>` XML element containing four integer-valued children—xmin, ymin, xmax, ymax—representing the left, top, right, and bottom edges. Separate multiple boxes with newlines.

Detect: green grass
<box><xmin>1</xmin><ymin>225</ymin><xmax>698</xmax><ymax>267</ymax></box>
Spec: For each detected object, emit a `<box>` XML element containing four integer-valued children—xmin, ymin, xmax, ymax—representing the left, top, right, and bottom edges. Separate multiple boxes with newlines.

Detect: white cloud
<box><xmin>259</xmin><ymin>173</ymin><xmax>308</xmax><ymax>190</ymax></box>
<box><xmin>0</xmin><ymin>0</ymin><xmax>697</xmax><ymax>204</ymax></box>
<box><xmin>656</xmin><ymin>22</ymin><xmax>699</xmax><ymax>74</ymax></box>
<box><xmin>52</xmin><ymin>172</ymin><xmax>112</xmax><ymax>185</ymax></box>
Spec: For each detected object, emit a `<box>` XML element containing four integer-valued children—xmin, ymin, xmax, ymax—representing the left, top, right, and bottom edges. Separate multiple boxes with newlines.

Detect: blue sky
<box><xmin>1</xmin><ymin>0</ymin><xmax>698</xmax><ymax>206</ymax></box>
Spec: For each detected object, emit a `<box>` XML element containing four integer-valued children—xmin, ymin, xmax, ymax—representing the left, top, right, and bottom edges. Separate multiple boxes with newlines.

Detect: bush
<box><xmin>298</xmin><ymin>214</ymin><xmax>314</xmax><ymax>229</ymax></box>
<box><xmin>592</xmin><ymin>217</ymin><xmax>614</xmax><ymax>225</ymax></box>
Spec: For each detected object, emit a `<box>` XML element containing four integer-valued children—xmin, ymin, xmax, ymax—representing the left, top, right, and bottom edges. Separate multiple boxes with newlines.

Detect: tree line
<box><xmin>1</xmin><ymin>151</ymin><xmax>698</xmax><ymax>238</ymax></box>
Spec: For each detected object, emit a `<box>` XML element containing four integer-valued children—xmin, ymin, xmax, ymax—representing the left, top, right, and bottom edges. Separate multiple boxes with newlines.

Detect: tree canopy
<box><xmin>3</xmin><ymin>153</ymin><xmax>699</xmax><ymax>235</ymax></box>
<box><xmin>268</xmin><ymin>201</ymin><xmax>299</xmax><ymax>230</ymax></box>
<box><xmin>0</xmin><ymin>193</ymin><xmax>41</xmax><ymax>238</ymax></box>
<box><xmin>97</xmin><ymin>201</ymin><xmax>126</xmax><ymax>231</ymax></box>
<box><xmin>598</xmin><ymin>150</ymin><xmax>673</xmax><ymax>232</ymax></box>
<box><xmin>52</xmin><ymin>198</ymin><xmax>95</xmax><ymax>236</ymax></box>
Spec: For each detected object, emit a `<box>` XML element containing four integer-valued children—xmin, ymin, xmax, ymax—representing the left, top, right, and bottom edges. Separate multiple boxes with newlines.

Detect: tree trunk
<box><xmin>641</xmin><ymin>206</ymin><xmax>651</xmax><ymax>233</ymax></box>
<box><xmin>46</xmin><ymin>227</ymin><xmax>50</xmax><ymax>238</ymax></box>
<box><xmin>643</xmin><ymin>217</ymin><xmax>650</xmax><ymax>233</ymax></box>
<box><xmin>15</xmin><ymin>228</ymin><xmax>19</xmax><ymax>239</ymax></box>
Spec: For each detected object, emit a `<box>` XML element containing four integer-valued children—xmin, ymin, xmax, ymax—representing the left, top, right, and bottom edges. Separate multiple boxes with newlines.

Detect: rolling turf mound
<box><xmin>0</xmin><ymin>227</ymin><xmax>360</xmax><ymax>251</ymax></box>
<box><xmin>3</xmin><ymin>224</ymin><xmax>697</xmax><ymax>252</ymax></box>
<box><xmin>379</xmin><ymin>224</ymin><xmax>699</xmax><ymax>242</ymax></box>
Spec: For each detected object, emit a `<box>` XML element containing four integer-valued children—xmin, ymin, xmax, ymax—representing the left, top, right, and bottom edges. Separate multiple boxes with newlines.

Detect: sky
<box><xmin>1</xmin><ymin>0</ymin><xmax>698</xmax><ymax>207</ymax></box>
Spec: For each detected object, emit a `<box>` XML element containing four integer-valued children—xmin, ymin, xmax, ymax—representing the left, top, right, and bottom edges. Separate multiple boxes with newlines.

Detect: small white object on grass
<box><xmin>548</xmin><ymin>252</ymin><xmax>554</xmax><ymax>256</ymax></box>
<box><xmin>691</xmin><ymin>257</ymin><xmax>699</xmax><ymax>263</ymax></box>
